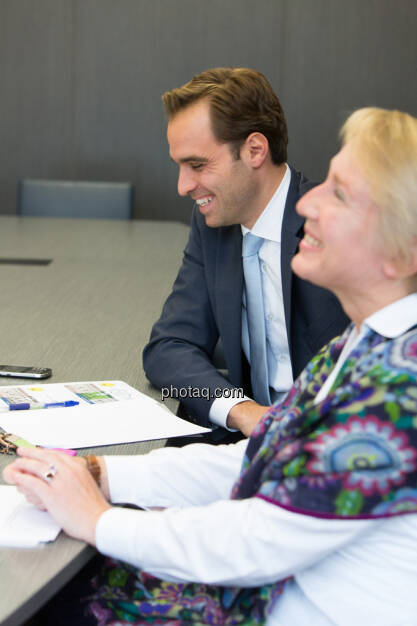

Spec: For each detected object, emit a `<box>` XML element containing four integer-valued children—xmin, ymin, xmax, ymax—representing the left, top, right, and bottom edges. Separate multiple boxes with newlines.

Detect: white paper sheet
<box><xmin>0</xmin><ymin>486</ymin><xmax>61</xmax><ymax>547</ymax></box>
<box><xmin>0</xmin><ymin>381</ymin><xmax>209</xmax><ymax>448</ymax></box>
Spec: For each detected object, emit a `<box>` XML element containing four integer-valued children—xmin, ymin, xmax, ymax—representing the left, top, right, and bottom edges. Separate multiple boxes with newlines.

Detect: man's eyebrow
<box><xmin>170</xmin><ymin>156</ymin><xmax>209</xmax><ymax>164</ymax></box>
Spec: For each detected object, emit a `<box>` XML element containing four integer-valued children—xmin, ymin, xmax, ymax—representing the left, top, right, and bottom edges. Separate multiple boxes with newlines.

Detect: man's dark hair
<box><xmin>162</xmin><ymin>67</ymin><xmax>288</xmax><ymax>164</ymax></box>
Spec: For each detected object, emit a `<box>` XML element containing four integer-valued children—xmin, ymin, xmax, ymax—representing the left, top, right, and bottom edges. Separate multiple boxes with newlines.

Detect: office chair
<box><xmin>18</xmin><ymin>179</ymin><xmax>134</xmax><ymax>219</ymax></box>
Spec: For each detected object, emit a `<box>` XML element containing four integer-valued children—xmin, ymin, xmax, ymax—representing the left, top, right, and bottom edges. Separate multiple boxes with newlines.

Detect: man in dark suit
<box><xmin>143</xmin><ymin>67</ymin><xmax>348</xmax><ymax>438</ymax></box>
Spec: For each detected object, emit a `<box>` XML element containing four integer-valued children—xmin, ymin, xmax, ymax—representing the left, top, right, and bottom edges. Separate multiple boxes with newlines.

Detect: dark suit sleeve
<box><xmin>142</xmin><ymin>210</ymin><xmax>240</xmax><ymax>428</ymax></box>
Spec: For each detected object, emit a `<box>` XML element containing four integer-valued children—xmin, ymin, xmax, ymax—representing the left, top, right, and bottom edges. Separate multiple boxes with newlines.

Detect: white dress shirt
<box><xmin>97</xmin><ymin>294</ymin><xmax>417</xmax><ymax>625</ymax></box>
<box><xmin>209</xmin><ymin>165</ymin><xmax>293</xmax><ymax>428</ymax></box>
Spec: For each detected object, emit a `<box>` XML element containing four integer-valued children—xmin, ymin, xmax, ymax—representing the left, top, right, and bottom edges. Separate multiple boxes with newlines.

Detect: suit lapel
<box><xmin>280</xmin><ymin>168</ymin><xmax>305</xmax><ymax>340</ymax></box>
<box><xmin>216</xmin><ymin>225</ymin><xmax>244</xmax><ymax>384</ymax></box>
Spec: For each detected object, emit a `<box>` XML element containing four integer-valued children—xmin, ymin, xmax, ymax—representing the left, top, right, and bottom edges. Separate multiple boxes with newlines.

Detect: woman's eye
<box><xmin>334</xmin><ymin>188</ymin><xmax>345</xmax><ymax>202</ymax></box>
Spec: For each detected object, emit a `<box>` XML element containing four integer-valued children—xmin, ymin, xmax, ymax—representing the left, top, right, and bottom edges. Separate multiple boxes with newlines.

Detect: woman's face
<box><xmin>292</xmin><ymin>143</ymin><xmax>388</xmax><ymax>299</ymax></box>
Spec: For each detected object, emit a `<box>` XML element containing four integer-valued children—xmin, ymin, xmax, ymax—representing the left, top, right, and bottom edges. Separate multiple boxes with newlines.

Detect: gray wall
<box><xmin>0</xmin><ymin>0</ymin><xmax>416</xmax><ymax>223</ymax></box>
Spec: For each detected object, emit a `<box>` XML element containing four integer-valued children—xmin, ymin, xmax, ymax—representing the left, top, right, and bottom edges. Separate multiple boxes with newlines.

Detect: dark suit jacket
<box><xmin>143</xmin><ymin>168</ymin><xmax>349</xmax><ymax>428</ymax></box>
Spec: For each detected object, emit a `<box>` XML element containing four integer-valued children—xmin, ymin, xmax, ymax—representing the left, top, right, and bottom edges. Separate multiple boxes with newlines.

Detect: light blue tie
<box><xmin>242</xmin><ymin>233</ymin><xmax>271</xmax><ymax>406</ymax></box>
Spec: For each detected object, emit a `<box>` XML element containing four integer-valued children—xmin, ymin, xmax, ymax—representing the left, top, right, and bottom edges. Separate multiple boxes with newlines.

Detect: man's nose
<box><xmin>177</xmin><ymin>168</ymin><xmax>197</xmax><ymax>196</ymax></box>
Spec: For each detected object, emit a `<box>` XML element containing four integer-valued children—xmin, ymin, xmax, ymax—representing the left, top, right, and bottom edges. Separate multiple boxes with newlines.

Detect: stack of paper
<box><xmin>0</xmin><ymin>486</ymin><xmax>61</xmax><ymax>548</ymax></box>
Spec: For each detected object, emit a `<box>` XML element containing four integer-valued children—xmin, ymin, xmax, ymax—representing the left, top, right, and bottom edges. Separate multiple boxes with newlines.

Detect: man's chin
<box><xmin>201</xmin><ymin>209</ymin><xmax>233</xmax><ymax>229</ymax></box>
<box><xmin>204</xmin><ymin>217</ymin><xmax>220</xmax><ymax>228</ymax></box>
<box><xmin>202</xmin><ymin>212</ymin><xmax>221</xmax><ymax>228</ymax></box>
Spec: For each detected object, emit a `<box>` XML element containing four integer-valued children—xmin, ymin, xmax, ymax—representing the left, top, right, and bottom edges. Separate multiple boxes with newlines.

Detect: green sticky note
<box><xmin>8</xmin><ymin>435</ymin><xmax>36</xmax><ymax>448</ymax></box>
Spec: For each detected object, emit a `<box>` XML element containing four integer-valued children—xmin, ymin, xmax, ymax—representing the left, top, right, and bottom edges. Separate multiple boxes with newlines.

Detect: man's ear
<box><xmin>241</xmin><ymin>132</ymin><xmax>269</xmax><ymax>169</ymax></box>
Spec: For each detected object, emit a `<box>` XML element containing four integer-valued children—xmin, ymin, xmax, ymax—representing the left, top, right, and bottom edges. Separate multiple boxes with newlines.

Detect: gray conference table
<box><xmin>0</xmin><ymin>215</ymin><xmax>189</xmax><ymax>626</ymax></box>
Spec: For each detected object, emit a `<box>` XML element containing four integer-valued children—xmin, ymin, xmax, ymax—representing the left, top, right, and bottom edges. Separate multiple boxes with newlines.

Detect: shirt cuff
<box><xmin>209</xmin><ymin>395</ymin><xmax>251</xmax><ymax>430</ymax></box>
<box><xmin>104</xmin><ymin>455</ymin><xmax>151</xmax><ymax>504</ymax></box>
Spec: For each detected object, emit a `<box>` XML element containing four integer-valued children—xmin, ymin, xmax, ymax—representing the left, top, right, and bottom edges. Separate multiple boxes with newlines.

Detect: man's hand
<box><xmin>2</xmin><ymin>448</ymin><xmax>111</xmax><ymax>545</ymax></box>
<box><xmin>226</xmin><ymin>400</ymin><xmax>269</xmax><ymax>436</ymax></box>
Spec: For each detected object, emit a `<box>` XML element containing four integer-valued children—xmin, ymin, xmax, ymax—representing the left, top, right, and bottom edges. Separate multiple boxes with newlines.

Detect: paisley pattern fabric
<box><xmin>84</xmin><ymin>324</ymin><xmax>417</xmax><ymax>625</ymax></box>
<box><xmin>85</xmin><ymin>560</ymin><xmax>285</xmax><ymax>625</ymax></box>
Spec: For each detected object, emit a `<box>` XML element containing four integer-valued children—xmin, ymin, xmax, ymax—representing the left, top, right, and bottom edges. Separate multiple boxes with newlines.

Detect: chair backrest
<box><xmin>18</xmin><ymin>179</ymin><xmax>134</xmax><ymax>219</ymax></box>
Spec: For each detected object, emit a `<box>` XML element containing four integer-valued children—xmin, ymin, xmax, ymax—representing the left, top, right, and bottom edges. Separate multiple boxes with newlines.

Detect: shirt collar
<box><xmin>241</xmin><ymin>164</ymin><xmax>290</xmax><ymax>243</ymax></box>
<box><xmin>363</xmin><ymin>293</ymin><xmax>417</xmax><ymax>338</ymax></box>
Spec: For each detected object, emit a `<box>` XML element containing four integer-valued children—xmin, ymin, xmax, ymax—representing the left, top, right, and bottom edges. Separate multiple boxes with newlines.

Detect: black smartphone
<box><xmin>0</xmin><ymin>365</ymin><xmax>52</xmax><ymax>379</ymax></box>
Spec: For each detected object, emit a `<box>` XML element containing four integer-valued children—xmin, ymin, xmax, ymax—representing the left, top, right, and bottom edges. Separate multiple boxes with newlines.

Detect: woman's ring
<box><xmin>44</xmin><ymin>464</ymin><xmax>57</xmax><ymax>483</ymax></box>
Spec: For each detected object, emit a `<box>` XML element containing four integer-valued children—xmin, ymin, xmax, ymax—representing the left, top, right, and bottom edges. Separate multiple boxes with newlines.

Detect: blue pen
<box><xmin>4</xmin><ymin>400</ymin><xmax>79</xmax><ymax>411</ymax></box>
<box><xmin>9</xmin><ymin>402</ymin><xmax>31</xmax><ymax>410</ymax></box>
<box><xmin>43</xmin><ymin>400</ymin><xmax>79</xmax><ymax>408</ymax></box>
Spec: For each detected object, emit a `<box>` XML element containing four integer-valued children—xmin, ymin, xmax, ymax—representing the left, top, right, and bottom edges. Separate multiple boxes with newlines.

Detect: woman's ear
<box><xmin>382</xmin><ymin>241</ymin><xmax>417</xmax><ymax>281</ymax></box>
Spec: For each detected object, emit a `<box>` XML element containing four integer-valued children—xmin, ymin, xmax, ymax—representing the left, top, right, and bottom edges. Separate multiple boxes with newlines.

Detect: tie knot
<box><xmin>242</xmin><ymin>232</ymin><xmax>263</xmax><ymax>257</ymax></box>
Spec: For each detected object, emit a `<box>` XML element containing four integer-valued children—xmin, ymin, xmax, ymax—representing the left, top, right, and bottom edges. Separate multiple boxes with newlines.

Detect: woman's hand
<box><xmin>2</xmin><ymin>447</ymin><xmax>111</xmax><ymax>545</ymax></box>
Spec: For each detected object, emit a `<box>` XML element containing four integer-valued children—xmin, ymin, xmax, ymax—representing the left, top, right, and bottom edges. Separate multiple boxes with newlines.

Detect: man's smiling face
<box><xmin>167</xmin><ymin>99</ymin><xmax>260</xmax><ymax>228</ymax></box>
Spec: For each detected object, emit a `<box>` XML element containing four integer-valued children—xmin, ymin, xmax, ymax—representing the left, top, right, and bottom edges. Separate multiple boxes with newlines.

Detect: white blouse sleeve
<box><xmin>103</xmin><ymin>438</ymin><xmax>248</xmax><ymax>508</ymax></box>
<box><xmin>96</xmin><ymin>496</ymin><xmax>377</xmax><ymax>587</ymax></box>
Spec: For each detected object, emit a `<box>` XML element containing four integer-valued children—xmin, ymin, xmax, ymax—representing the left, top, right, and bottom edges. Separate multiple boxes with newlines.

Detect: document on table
<box><xmin>0</xmin><ymin>486</ymin><xmax>61</xmax><ymax>548</ymax></box>
<box><xmin>0</xmin><ymin>380</ymin><xmax>209</xmax><ymax>449</ymax></box>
